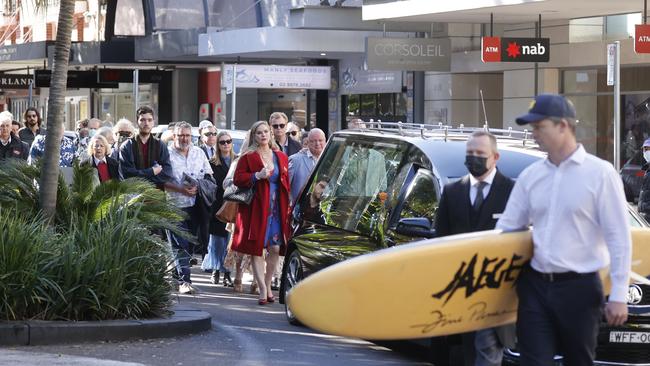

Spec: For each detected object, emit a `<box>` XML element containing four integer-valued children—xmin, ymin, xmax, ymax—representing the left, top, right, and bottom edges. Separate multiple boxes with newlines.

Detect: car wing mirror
<box><xmin>395</xmin><ymin>217</ymin><xmax>436</xmax><ymax>239</ymax></box>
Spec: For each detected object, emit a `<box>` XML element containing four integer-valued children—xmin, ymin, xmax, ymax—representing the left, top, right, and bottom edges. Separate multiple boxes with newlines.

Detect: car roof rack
<box><xmin>360</xmin><ymin>121</ymin><xmax>533</xmax><ymax>147</ymax></box>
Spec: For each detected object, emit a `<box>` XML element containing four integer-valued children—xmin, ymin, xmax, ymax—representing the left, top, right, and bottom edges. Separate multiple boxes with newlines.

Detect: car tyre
<box><xmin>283</xmin><ymin>250</ymin><xmax>304</xmax><ymax>326</ymax></box>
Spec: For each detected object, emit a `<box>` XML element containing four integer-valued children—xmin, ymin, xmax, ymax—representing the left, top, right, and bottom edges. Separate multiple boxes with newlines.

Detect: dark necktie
<box><xmin>473</xmin><ymin>181</ymin><xmax>487</xmax><ymax>211</ymax></box>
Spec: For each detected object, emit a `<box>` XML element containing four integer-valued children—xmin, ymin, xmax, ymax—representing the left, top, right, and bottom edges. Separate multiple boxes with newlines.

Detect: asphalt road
<box><xmin>1</xmin><ymin>268</ymin><xmax>433</xmax><ymax>366</ymax></box>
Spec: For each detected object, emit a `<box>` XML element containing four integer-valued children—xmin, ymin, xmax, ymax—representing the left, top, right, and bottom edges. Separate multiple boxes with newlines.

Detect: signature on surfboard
<box><xmin>432</xmin><ymin>253</ymin><xmax>526</xmax><ymax>305</ymax></box>
<box><xmin>410</xmin><ymin>302</ymin><xmax>517</xmax><ymax>334</ymax></box>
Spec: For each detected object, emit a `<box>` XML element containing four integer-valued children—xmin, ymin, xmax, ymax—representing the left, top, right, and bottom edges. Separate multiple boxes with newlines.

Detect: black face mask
<box><xmin>465</xmin><ymin>155</ymin><xmax>489</xmax><ymax>177</ymax></box>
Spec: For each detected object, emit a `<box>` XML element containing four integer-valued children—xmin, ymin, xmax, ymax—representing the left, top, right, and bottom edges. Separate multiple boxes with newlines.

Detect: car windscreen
<box><xmin>300</xmin><ymin>136</ymin><xmax>409</xmax><ymax>237</ymax></box>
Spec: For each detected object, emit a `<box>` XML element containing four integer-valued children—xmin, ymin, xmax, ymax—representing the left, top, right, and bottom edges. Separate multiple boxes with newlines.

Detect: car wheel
<box><xmin>283</xmin><ymin>250</ymin><xmax>304</xmax><ymax>326</ymax></box>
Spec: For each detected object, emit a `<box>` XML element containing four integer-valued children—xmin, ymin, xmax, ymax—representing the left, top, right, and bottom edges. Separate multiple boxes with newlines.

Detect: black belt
<box><xmin>527</xmin><ymin>264</ymin><xmax>596</xmax><ymax>283</ymax></box>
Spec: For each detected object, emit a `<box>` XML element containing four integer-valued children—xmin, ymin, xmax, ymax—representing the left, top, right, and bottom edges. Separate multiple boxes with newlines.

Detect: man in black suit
<box><xmin>270</xmin><ymin>112</ymin><xmax>301</xmax><ymax>157</ymax></box>
<box><xmin>434</xmin><ymin>130</ymin><xmax>515</xmax><ymax>366</ymax></box>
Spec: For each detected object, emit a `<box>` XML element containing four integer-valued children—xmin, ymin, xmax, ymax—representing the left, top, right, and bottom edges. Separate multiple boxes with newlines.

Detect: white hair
<box><xmin>0</xmin><ymin>111</ymin><xmax>13</xmax><ymax>124</ymax></box>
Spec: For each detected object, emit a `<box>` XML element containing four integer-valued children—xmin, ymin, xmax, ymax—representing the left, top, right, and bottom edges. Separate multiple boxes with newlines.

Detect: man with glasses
<box><xmin>199</xmin><ymin>125</ymin><xmax>219</xmax><ymax>160</ymax></box>
<box><xmin>165</xmin><ymin>122</ymin><xmax>213</xmax><ymax>295</ymax></box>
<box><xmin>19</xmin><ymin>107</ymin><xmax>43</xmax><ymax>147</ymax></box>
<box><xmin>270</xmin><ymin>112</ymin><xmax>301</xmax><ymax>157</ymax></box>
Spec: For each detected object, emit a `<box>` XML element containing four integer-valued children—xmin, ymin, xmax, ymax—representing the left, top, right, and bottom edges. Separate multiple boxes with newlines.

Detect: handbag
<box><xmin>215</xmin><ymin>201</ymin><xmax>238</xmax><ymax>224</ymax></box>
<box><xmin>223</xmin><ymin>184</ymin><xmax>254</xmax><ymax>205</ymax></box>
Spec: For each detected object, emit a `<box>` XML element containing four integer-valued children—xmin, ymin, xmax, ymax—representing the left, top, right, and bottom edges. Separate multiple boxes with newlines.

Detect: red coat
<box><xmin>231</xmin><ymin>149</ymin><xmax>291</xmax><ymax>256</ymax></box>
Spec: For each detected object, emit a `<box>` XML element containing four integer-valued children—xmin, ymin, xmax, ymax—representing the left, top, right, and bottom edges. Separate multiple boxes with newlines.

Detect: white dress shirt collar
<box><xmin>0</xmin><ymin>136</ymin><xmax>10</xmax><ymax>146</ymax></box>
<box><xmin>93</xmin><ymin>156</ymin><xmax>107</xmax><ymax>166</ymax></box>
<box><xmin>469</xmin><ymin>166</ymin><xmax>497</xmax><ymax>187</ymax></box>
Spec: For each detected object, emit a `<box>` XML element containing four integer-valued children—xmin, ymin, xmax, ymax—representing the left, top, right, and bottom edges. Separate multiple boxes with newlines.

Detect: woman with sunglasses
<box><xmin>232</xmin><ymin>121</ymin><xmax>291</xmax><ymax>305</ymax></box>
<box><xmin>203</xmin><ymin>131</ymin><xmax>237</xmax><ymax>286</ymax></box>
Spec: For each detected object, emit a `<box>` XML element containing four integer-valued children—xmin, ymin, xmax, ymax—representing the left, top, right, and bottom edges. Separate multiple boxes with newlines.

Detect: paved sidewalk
<box><xmin>0</xmin><ymin>350</ymin><xmax>145</xmax><ymax>366</ymax></box>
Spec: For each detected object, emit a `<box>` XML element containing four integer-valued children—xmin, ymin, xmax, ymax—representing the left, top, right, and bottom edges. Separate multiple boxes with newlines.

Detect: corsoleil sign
<box><xmin>365</xmin><ymin>37</ymin><xmax>451</xmax><ymax>71</ymax></box>
<box><xmin>223</xmin><ymin>64</ymin><xmax>331</xmax><ymax>90</ymax></box>
<box><xmin>482</xmin><ymin>37</ymin><xmax>550</xmax><ymax>63</ymax></box>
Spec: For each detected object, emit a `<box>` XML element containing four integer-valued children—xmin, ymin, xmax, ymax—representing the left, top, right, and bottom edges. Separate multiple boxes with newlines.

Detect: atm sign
<box><xmin>635</xmin><ymin>24</ymin><xmax>650</xmax><ymax>54</ymax></box>
<box><xmin>481</xmin><ymin>37</ymin><xmax>550</xmax><ymax>63</ymax></box>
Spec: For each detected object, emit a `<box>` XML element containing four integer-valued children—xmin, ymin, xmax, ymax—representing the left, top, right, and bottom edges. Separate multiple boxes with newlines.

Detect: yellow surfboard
<box><xmin>286</xmin><ymin>228</ymin><xmax>650</xmax><ymax>340</ymax></box>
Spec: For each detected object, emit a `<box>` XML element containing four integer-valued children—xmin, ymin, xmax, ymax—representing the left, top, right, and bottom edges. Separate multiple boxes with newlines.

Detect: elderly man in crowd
<box><xmin>165</xmin><ymin>122</ymin><xmax>213</xmax><ymax>295</ymax></box>
<box><xmin>289</xmin><ymin>128</ymin><xmax>326</xmax><ymax>203</ymax></box>
<box><xmin>0</xmin><ymin>111</ymin><xmax>29</xmax><ymax>161</ymax></box>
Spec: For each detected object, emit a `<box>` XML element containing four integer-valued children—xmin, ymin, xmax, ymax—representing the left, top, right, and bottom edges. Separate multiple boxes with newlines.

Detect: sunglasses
<box><xmin>288</xmin><ymin>131</ymin><xmax>298</xmax><ymax>136</ymax></box>
<box><xmin>272</xmin><ymin>124</ymin><xmax>286</xmax><ymax>129</ymax></box>
<box><xmin>118</xmin><ymin>131</ymin><xmax>132</xmax><ymax>137</ymax></box>
<box><xmin>203</xmin><ymin>132</ymin><xmax>217</xmax><ymax>137</ymax></box>
<box><xmin>219</xmin><ymin>139</ymin><xmax>232</xmax><ymax>145</ymax></box>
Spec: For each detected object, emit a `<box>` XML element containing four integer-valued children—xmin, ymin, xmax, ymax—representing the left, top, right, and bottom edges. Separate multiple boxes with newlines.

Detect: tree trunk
<box><xmin>39</xmin><ymin>0</ymin><xmax>75</xmax><ymax>219</ymax></box>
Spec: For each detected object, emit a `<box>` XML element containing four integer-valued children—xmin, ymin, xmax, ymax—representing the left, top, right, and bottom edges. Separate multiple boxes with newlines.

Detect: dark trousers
<box><xmin>168</xmin><ymin>207</ymin><xmax>198</xmax><ymax>284</ymax></box>
<box><xmin>516</xmin><ymin>265</ymin><xmax>604</xmax><ymax>366</ymax></box>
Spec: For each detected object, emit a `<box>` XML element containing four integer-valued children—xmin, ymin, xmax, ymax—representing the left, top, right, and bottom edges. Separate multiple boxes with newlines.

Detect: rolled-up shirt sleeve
<box><xmin>597</xmin><ymin>165</ymin><xmax>632</xmax><ymax>303</ymax></box>
<box><xmin>496</xmin><ymin>174</ymin><xmax>531</xmax><ymax>232</ymax></box>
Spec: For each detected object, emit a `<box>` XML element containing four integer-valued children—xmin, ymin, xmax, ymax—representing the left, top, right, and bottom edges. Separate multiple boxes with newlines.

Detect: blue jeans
<box><xmin>168</xmin><ymin>207</ymin><xmax>196</xmax><ymax>284</ymax></box>
<box><xmin>201</xmin><ymin>234</ymin><xmax>230</xmax><ymax>272</ymax></box>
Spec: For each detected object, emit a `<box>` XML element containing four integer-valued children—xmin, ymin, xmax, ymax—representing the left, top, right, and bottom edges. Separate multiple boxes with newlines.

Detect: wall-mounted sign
<box><xmin>35</xmin><ymin>70</ymin><xmax>118</xmax><ymax>88</ymax></box>
<box><xmin>223</xmin><ymin>64</ymin><xmax>331</xmax><ymax>90</ymax></box>
<box><xmin>481</xmin><ymin>37</ymin><xmax>550</xmax><ymax>63</ymax></box>
<box><xmin>365</xmin><ymin>37</ymin><xmax>451</xmax><ymax>71</ymax></box>
<box><xmin>0</xmin><ymin>74</ymin><xmax>34</xmax><ymax>89</ymax></box>
<box><xmin>635</xmin><ymin>24</ymin><xmax>650</xmax><ymax>54</ymax></box>
<box><xmin>339</xmin><ymin>56</ymin><xmax>402</xmax><ymax>94</ymax></box>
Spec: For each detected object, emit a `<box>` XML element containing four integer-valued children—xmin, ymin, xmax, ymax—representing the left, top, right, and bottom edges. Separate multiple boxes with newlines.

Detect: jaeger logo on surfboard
<box><xmin>432</xmin><ymin>253</ymin><xmax>526</xmax><ymax>305</ymax></box>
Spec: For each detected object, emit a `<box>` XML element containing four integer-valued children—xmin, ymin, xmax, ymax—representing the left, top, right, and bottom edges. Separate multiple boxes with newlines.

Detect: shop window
<box><xmin>152</xmin><ymin>0</ymin><xmax>205</xmax><ymax>30</ymax></box>
<box><xmin>206</xmin><ymin>0</ymin><xmax>258</xmax><ymax>29</ymax></box>
<box><xmin>115</xmin><ymin>0</ymin><xmax>145</xmax><ymax>36</ymax></box>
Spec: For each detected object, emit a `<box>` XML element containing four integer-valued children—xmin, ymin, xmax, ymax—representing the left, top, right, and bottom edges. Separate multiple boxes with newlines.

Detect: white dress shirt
<box><xmin>168</xmin><ymin>145</ymin><xmax>213</xmax><ymax>208</ymax></box>
<box><xmin>93</xmin><ymin>156</ymin><xmax>107</xmax><ymax>166</ymax></box>
<box><xmin>496</xmin><ymin>145</ymin><xmax>631</xmax><ymax>302</ymax></box>
<box><xmin>469</xmin><ymin>167</ymin><xmax>497</xmax><ymax>205</ymax></box>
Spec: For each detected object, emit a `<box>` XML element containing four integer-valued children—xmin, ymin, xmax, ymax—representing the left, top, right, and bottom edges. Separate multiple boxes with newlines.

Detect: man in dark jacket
<box><xmin>434</xmin><ymin>131</ymin><xmax>516</xmax><ymax>366</ymax></box>
<box><xmin>638</xmin><ymin>138</ymin><xmax>650</xmax><ymax>221</ymax></box>
<box><xmin>18</xmin><ymin>107</ymin><xmax>43</xmax><ymax>148</ymax></box>
<box><xmin>0</xmin><ymin>112</ymin><xmax>29</xmax><ymax>161</ymax></box>
<box><xmin>270</xmin><ymin>112</ymin><xmax>301</xmax><ymax>156</ymax></box>
<box><xmin>119</xmin><ymin>106</ymin><xmax>172</xmax><ymax>190</ymax></box>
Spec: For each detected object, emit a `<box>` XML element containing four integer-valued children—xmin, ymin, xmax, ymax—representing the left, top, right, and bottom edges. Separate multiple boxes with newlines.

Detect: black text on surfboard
<box><xmin>432</xmin><ymin>253</ymin><xmax>526</xmax><ymax>305</ymax></box>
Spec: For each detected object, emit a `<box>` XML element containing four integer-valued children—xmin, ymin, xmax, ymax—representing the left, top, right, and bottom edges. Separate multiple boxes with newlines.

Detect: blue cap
<box><xmin>644</xmin><ymin>138</ymin><xmax>650</xmax><ymax>148</ymax></box>
<box><xmin>515</xmin><ymin>94</ymin><xmax>576</xmax><ymax>125</ymax></box>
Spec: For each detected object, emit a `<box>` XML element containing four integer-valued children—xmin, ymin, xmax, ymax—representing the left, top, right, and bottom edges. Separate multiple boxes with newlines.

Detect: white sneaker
<box><xmin>179</xmin><ymin>282</ymin><xmax>196</xmax><ymax>295</ymax></box>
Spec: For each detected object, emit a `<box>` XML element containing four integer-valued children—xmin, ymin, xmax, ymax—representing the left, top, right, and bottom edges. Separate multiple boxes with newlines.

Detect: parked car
<box><xmin>278</xmin><ymin>123</ymin><xmax>544</xmax><ymax>364</ymax></box>
<box><xmin>503</xmin><ymin>205</ymin><xmax>650</xmax><ymax>366</ymax></box>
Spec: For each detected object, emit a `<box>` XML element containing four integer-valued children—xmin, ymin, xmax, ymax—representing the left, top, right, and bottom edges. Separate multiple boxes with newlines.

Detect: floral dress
<box><xmin>265</xmin><ymin>153</ymin><xmax>283</xmax><ymax>248</ymax></box>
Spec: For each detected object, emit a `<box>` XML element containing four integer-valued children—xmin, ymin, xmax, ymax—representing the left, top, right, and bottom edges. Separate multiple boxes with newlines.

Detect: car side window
<box><xmin>398</xmin><ymin>169</ymin><xmax>438</xmax><ymax>225</ymax></box>
<box><xmin>300</xmin><ymin>137</ymin><xmax>408</xmax><ymax>238</ymax></box>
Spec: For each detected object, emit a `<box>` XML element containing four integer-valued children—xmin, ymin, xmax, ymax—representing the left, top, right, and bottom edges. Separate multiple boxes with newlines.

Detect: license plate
<box><xmin>609</xmin><ymin>331</ymin><xmax>650</xmax><ymax>344</ymax></box>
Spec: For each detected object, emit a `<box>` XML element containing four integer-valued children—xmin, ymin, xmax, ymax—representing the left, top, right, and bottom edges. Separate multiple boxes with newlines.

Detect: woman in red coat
<box><xmin>232</xmin><ymin>120</ymin><xmax>291</xmax><ymax>305</ymax></box>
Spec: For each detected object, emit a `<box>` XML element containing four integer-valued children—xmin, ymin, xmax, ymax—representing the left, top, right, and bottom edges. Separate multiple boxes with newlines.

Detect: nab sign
<box><xmin>635</xmin><ymin>24</ymin><xmax>650</xmax><ymax>54</ymax></box>
<box><xmin>482</xmin><ymin>37</ymin><xmax>550</xmax><ymax>63</ymax></box>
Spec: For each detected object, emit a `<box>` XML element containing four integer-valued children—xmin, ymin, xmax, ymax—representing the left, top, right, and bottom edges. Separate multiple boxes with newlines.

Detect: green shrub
<box><xmin>0</xmin><ymin>160</ymin><xmax>183</xmax><ymax>321</ymax></box>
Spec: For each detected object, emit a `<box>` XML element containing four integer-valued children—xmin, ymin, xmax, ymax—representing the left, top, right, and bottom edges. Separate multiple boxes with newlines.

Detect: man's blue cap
<box><xmin>515</xmin><ymin>94</ymin><xmax>576</xmax><ymax>125</ymax></box>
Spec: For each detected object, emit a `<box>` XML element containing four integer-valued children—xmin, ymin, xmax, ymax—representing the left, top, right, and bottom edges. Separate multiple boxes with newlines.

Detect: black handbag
<box><xmin>223</xmin><ymin>184</ymin><xmax>254</xmax><ymax>205</ymax></box>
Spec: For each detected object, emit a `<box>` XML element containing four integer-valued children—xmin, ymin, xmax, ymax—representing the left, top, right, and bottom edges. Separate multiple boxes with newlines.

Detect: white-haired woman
<box><xmin>231</xmin><ymin>121</ymin><xmax>291</xmax><ymax>305</ymax></box>
<box><xmin>80</xmin><ymin>135</ymin><xmax>120</xmax><ymax>182</ymax></box>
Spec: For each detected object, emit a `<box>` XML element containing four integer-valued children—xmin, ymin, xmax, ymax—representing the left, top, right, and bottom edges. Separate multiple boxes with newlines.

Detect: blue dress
<box><xmin>265</xmin><ymin>154</ymin><xmax>283</xmax><ymax>248</ymax></box>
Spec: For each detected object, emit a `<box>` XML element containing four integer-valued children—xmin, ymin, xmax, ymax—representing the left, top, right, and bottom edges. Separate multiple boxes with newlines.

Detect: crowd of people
<box><xmin>0</xmin><ymin>106</ymin><xmax>327</xmax><ymax>301</ymax></box>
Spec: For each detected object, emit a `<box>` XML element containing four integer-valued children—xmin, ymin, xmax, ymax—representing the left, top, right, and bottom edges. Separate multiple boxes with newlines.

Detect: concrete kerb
<box><xmin>0</xmin><ymin>305</ymin><xmax>211</xmax><ymax>346</ymax></box>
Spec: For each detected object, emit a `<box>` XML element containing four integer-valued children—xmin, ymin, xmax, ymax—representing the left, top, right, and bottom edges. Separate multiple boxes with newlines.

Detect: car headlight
<box><xmin>627</xmin><ymin>284</ymin><xmax>643</xmax><ymax>305</ymax></box>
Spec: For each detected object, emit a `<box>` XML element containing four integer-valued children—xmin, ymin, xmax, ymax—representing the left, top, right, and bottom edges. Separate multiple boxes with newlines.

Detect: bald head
<box><xmin>308</xmin><ymin>128</ymin><xmax>326</xmax><ymax>158</ymax></box>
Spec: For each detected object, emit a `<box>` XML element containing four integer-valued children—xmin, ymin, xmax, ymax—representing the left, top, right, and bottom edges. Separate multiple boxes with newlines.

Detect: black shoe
<box><xmin>271</xmin><ymin>277</ymin><xmax>279</xmax><ymax>291</ymax></box>
<box><xmin>211</xmin><ymin>270</ymin><xmax>220</xmax><ymax>285</ymax></box>
<box><xmin>223</xmin><ymin>272</ymin><xmax>233</xmax><ymax>287</ymax></box>
<box><xmin>190</xmin><ymin>258</ymin><xmax>198</xmax><ymax>266</ymax></box>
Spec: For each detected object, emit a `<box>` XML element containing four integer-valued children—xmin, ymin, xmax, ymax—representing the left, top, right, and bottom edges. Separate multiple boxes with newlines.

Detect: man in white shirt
<box><xmin>497</xmin><ymin>94</ymin><xmax>631</xmax><ymax>365</ymax></box>
<box><xmin>165</xmin><ymin>122</ymin><xmax>213</xmax><ymax>295</ymax></box>
<box><xmin>288</xmin><ymin>128</ymin><xmax>326</xmax><ymax>203</ymax></box>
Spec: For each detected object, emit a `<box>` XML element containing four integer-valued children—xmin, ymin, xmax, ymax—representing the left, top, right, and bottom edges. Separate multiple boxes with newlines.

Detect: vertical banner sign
<box><xmin>481</xmin><ymin>37</ymin><xmax>550</xmax><ymax>63</ymax></box>
<box><xmin>607</xmin><ymin>43</ymin><xmax>616</xmax><ymax>86</ymax></box>
<box><xmin>635</xmin><ymin>24</ymin><xmax>650</xmax><ymax>54</ymax></box>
